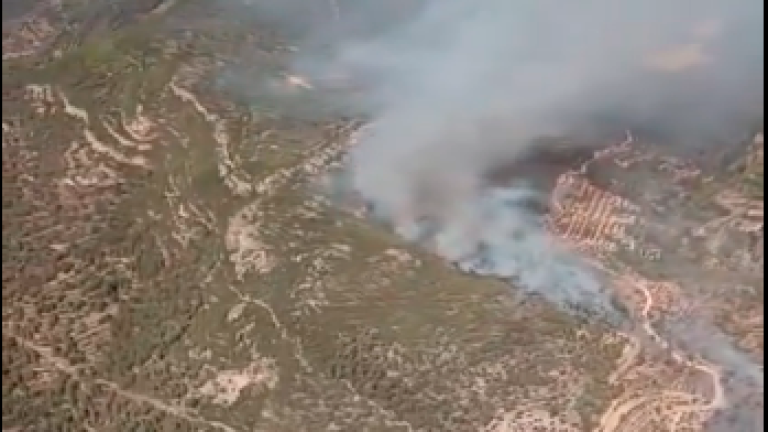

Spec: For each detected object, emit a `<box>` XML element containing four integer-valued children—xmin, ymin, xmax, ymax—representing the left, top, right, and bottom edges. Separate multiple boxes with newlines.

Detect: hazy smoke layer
<box><xmin>236</xmin><ymin>0</ymin><xmax>763</xmax><ymax>425</ymax></box>
<box><xmin>663</xmin><ymin>317</ymin><xmax>765</xmax><ymax>432</ymax></box>
<box><xmin>235</xmin><ymin>0</ymin><xmax>762</xmax><ymax>309</ymax></box>
<box><xmin>282</xmin><ymin>0</ymin><xmax>760</xmax><ymax>316</ymax></box>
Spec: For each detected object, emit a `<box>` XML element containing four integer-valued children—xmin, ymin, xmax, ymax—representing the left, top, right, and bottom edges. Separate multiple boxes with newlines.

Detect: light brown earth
<box><xmin>2</xmin><ymin>1</ymin><xmax>763</xmax><ymax>431</ymax></box>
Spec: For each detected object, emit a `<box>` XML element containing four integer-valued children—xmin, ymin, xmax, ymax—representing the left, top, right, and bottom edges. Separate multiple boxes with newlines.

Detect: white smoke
<box><xmin>234</xmin><ymin>0</ymin><xmax>761</xmax><ymax>320</ymax></box>
<box><xmin>228</xmin><ymin>0</ymin><xmax>763</xmax><ymax>425</ymax></box>
<box><xmin>225</xmin><ymin>0</ymin><xmax>762</xmax><ymax>316</ymax></box>
<box><xmin>307</xmin><ymin>0</ymin><xmax>759</xmax><ymax>319</ymax></box>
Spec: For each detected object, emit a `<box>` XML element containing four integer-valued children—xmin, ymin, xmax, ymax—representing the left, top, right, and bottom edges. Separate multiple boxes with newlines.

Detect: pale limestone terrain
<box><xmin>2</xmin><ymin>1</ymin><xmax>763</xmax><ymax>431</ymax></box>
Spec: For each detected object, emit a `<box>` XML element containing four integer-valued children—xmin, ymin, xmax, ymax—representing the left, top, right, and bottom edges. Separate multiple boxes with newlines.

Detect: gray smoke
<box><xmin>231</xmin><ymin>0</ymin><xmax>762</xmax><ymax>311</ymax></box>
<box><xmin>231</xmin><ymin>0</ymin><xmax>763</xmax><ymax>426</ymax></box>
<box><xmin>278</xmin><ymin>0</ymin><xmax>761</xmax><ymax>317</ymax></box>
<box><xmin>662</xmin><ymin>317</ymin><xmax>764</xmax><ymax>432</ymax></box>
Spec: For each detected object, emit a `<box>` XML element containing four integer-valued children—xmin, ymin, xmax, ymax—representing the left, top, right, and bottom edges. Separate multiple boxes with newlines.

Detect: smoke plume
<box><xmin>270</xmin><ymin>0</ymin><xmax>761</xmax><ymax>316</ymax></box>
<box><xmin>232</xmin><ymin>0</ymin><xmax>762</xmax><ymax>314</ymax></box>
<box><xmin>231</xmin><ymin>0</ymin><xmax>763</xmax><ymax>427</ymax></box>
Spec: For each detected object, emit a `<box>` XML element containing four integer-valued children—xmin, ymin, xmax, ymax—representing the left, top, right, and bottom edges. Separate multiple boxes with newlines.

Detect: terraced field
<box><xmin>3</xmin><ymin>1</ymin><xmax>763</xmax><ymax>431</ymax></box>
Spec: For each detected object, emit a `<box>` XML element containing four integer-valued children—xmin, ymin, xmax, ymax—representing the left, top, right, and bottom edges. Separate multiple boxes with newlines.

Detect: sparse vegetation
<box><xmin>2</xmin><ymin>1</ymin><xmax>762</xmax><ymax>431</ymax></box>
